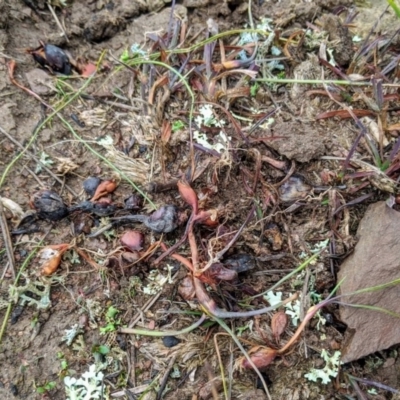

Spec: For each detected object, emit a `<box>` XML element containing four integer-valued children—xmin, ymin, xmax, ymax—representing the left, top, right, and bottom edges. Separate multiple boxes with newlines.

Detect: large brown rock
<box><xmin>338</xmin><ymin>201</ymin><xmax>400</xmax><ymax>363</ymax></box>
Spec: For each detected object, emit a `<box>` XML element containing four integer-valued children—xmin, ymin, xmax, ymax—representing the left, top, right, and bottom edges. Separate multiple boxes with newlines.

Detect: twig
<box><xmin>272</xmin><ymin>160</ymin><xmax>296</xmax><ymax>188</ymax></box>
<box><xmin>213</xmin><ymin>334</ymin><xmax>227</xmax><ymax>400</ymax></box>
<box><xmin>120</xmin><ymin>313</ymin><xmax>207</xmax><ymax>336</ymax></box>
<box><xmin>47</xmin><ymin>2</ymin><xmax>69</xmax><ymax>41</ymax></box>
<box><xmin>22</xmin><ymin>165</ymin><xmax>46</xmax><ymax>187</ymax></box>
<box><xmin>0</xmin><ymin>201</ymin><xmax>16</xmax><ymax>279</ymax></box>
<box><xmin>254</xmin><ymin>77</ymin><xmax>400</xmax><ymax>87</ymax></box>
<box><xmin>156</xmin><ymin>354</ymin><xmax>178</xmax><ymax>400</ymax></box>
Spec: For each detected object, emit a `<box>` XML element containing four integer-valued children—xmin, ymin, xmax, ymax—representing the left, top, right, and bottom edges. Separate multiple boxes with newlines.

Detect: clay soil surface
<box><xmin>0</xmin><ymin>0</ymin><xmax>400</xmax><ymax>399</ymax></box>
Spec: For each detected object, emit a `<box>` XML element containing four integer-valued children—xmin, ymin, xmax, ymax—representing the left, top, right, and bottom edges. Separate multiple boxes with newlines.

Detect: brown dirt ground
<box><xmin>0</xmin><ymin>0</ymin><xmax>400</xmax><ymax>399</ymax></box>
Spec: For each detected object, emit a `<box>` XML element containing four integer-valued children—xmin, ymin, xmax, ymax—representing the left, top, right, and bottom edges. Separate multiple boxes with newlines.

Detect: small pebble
<box><xmin>162</xmin><ymin>336</ymin><xmax>181</xmax><ymax>348</ymax></box>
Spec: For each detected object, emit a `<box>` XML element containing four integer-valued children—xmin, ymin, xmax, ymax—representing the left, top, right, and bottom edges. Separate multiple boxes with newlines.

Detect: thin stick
<box><xmin>254</xmin><ymin>77</ymin><xmax>400</xmax><ymax>87</ymax></box>
<box><xmin>22</xmin><ymin>165</ymin><xmax>46</xmax><ymax>187</ymax></box>
<box><xmin>120</xmin><ymin>314</ymin><xmax>207</xmax><ymax>336</ymax></box>
<box><xmin>0</xmin><ymin>201</ymin><xmax>16</xmax><ymax>279</ymax></box>
<box><xmin>214</xmin><ymin>333</ymin><xmax>228</xmax><ymax>400</ymax></box>
<box><xmin>47</xmin><ymin>3</ymin><xmax>69</xmax><ymax>42</ymax></box>
<box><xmin>156</xmin><ymin>354</ymin><xmax>178</xmax><ymax>400</ymax></box>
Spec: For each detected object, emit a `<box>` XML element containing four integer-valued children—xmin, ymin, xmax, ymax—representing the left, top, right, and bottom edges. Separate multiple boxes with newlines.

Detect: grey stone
<box><xmin>25</xmin><ymin>68</ymin><xmax>54</xmax><ymax>95</ymax></box>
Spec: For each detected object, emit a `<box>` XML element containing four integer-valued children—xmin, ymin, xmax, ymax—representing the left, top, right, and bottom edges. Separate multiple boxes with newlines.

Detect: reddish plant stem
<box><xmin>8</xmin><ymin>61</ymin><xmax>53</xmax><ymax>110</ymax></box>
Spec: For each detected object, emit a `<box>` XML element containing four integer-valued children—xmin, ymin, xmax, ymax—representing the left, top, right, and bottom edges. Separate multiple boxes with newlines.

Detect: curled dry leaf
<box><xmin>39</xmin><ymin>243</ymin><xmax>70</xmax><ymax>276</ymax></box>
<box><xmin>121</xmin><ymin>230</ymin><xmax>144</xmax><ymax>251</ymax></box>
<box><xmin>177</xmin><ymin>179</ymin><xmax>198</xmax><ymax>214</ymax></box>
<box><xmin>241</xmin><ymin>346</ymin><xmax>278</xmax><ymax>369</ymax></box>
<box><xmin>90</xmin><ymin>179</ymin><xmax>117</xmax><ymax>201</ymax></box>
<box><xmin>271</xmin><ymin>310</ymin><xmax>288</xmax><ymax>342</ymax></box>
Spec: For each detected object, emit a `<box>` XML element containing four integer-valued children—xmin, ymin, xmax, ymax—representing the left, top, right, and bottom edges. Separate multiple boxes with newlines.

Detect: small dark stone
<box><xmin>139</xmin><ymin>145</ymin><xmax>147</xmax><ymax>154</ymax></box>
<box><xmin>10</xmin><ymin>383</ymin><xmax>18</xmax><ymax>396</ymax></box>
<box><xmin>162</xmin><ymin>336</ymin><xmax>181</xmax><ymax>348</ymax></box>
<box><xmin>83</xmin><ymin>176</ymin><xmax>102</xmax><ymax>197</ymax></box>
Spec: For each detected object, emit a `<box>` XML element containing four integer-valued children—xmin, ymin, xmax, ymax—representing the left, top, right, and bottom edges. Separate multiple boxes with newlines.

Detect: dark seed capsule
<box><xmin>162</xmin><ymin>336</ymin><xmax>181</xmax><ymax>348</ymax></box>
<box><xmin>31</xmin><ymin>190</ymin><xmax>69</xmax><ymax>221</ymax></box>
<box><xmin>30</xmin><ymin>42</ymin><xmax>72</xmax><ymax>75</ymax></box>
<box><xmin>43</xmin><ymin>44</ymin><xmax>72</xmax><ymax>75</ymax></box>
<box><xmin>83</xmin><ymin>177</ymin><xmax>102</xmax><ymax>197</ymax></box>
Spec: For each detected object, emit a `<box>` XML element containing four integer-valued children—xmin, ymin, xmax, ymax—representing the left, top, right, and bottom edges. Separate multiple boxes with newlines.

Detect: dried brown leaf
<box><xmin>271</xmin><ymin>311</ymin><xmax>288</xmax><ymax>341</ymax></box>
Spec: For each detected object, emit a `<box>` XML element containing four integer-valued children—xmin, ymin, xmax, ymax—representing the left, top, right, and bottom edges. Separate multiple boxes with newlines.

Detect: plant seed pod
<box><xmin>91</xmin><ymin>179</ymin><xmax>117</xmax><ymax>201</ymax></box>
<box><xmin>208</xmin><ymin>263</ymin><xmax>237</xmax><ymax>281</ymax></box>
<box><xmin>121</xmin><ymin>230</ymin><xmax>144</xmax><ymax>251</ymax></box>
<box><xmin>178</xmin><ymin>276</ymin><xmax>196</xmax><ymax>300</ymax></box>
<box><xmin>177</xmin><ymin>179</ymin><xmax>198</xmax><ymax>214</ymax></box>
<box><xmin>271</xmin><ymin>311</ymin><xmax>288</xmax><ymax>341</ymax></box>
<box><xmin>39</xmin><ymin>243</ymin><xmax>70</xmax><ymax>276</ymax></box>
<box><xmin>242</xmin><ymin>346</ymin><xmax>277</xmax><ymax>369</ymax></box>
<box><xmin>121</xmin><ymin>251</ymin><xmax>140</xmax><ymax>263</ymax></box>
<box><xmin>31</xmin><ymin>190</ymin><xmax>69</xmax><ymax>221</ymax></box>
